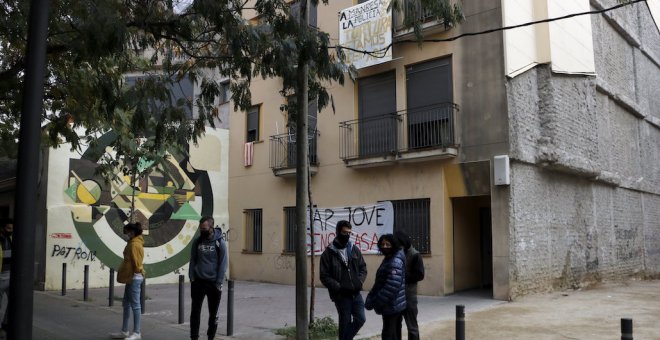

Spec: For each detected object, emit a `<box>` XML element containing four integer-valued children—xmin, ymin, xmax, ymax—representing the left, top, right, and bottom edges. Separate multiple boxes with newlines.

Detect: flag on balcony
<box><xmin>244</xmin><ymin>142</ymin><xmax>254</xmax><ymax>166</ymax></box>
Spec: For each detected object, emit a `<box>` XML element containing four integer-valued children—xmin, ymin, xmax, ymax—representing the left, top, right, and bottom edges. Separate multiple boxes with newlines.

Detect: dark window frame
<box><xmin>283</xmin><ymin>206</ymin><xmax>296</xmax><ymax>253</ymax></box>
<box><xmin>246</xmin><ymin>105</ymin><xmax>260</xmax><ymax>142</ymax></box>
<box><xmin>219</xmin><ymin>80</ymin><xmax>231</xmax><ymax>104</ymax></box>
<box><xmin>391</xmin><ymin>198</ymin><xmax>431</xmax><ymax>254</ymax></box>
<box><xmin>244</xmin><ymin>209</ymin><xmax>263</xmax><ymax>253</ymax></box>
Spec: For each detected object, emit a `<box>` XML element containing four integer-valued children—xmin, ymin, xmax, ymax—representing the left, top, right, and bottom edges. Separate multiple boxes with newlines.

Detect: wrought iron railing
<box><xmin>339</xmin><ymin>103</ymin><xmax>457</xmax><ymax>161</ymax></box>
<box><xmin>269</xmin><ymin>130</ymin><xmax>319</xmax><ymax>171</ymax></box>
<box><xmin>393</xmin><ymin>0</ymin><xmax>437</xmax><ymax>31</ymax></box>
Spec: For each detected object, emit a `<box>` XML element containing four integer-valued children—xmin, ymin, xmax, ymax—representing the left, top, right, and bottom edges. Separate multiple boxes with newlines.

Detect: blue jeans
<box><xmin>122</xmin><ymin>274</ymin><xmax>143</xmax><ymax>334</ymax></box>
<box><xmin>334</xmin><ymin>293</ymin><xmax>365</xmax><ymax>340</ymax></box>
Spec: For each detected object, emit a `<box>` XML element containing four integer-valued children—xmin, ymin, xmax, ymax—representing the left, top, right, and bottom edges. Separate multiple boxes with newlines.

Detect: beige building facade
<box><xmin>228</xmin><ymin>0</ymin><xmax>660</xmax><ymax>300</ymax></box>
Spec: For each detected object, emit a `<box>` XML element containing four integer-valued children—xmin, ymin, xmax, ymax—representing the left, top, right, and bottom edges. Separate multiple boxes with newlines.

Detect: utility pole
<box><xmin>295</xmin><ymin>0</ymin><xmax>310</xmax><ymax>338</ymax></box>
<box><xmin>9</xmin><ymin>0</ymin><xmax>50</xmax><ymax>339</ymax></box>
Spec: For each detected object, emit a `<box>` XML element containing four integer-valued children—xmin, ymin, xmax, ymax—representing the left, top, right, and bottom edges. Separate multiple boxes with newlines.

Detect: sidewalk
<box><xmin>32</xmin><ymin>279</ymin><xmax>660</xmax><ymax>339</ymax></box>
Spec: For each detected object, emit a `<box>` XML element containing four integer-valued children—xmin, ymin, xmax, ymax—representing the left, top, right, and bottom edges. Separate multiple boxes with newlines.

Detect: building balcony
<box><xmin>393</xmin><ymin>0</ymin><xmax>454</xmax><ymax>39</ymax></box>
<box><xmin>269</xmin><ymin>131</ymin><xmax>319</xmax><ymax>177</ymax></box>
<box><xmin>339</xmin><ymin>103</ymin><xmax>458</xmax><ymax>168</ymax></box>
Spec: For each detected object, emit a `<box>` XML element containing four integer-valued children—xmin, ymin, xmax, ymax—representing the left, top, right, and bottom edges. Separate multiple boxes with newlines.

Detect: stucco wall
<box><xmin>505</xmin><ymin>1</ymin><xmax>660</xmax><ymax>297</ymax></box>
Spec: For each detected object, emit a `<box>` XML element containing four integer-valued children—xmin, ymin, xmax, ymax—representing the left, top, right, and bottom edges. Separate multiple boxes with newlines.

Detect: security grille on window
<box><xmin>244</xmin><ymin>209</ymin><xmax>263</xmax><ymax>252</ymax></box>
<box><xmin>246</xmin><ymin>105</ymin><xmax>260</xmax><ymax>142</ymax></box>
<box><xmin>391</xmin><ymin>198</ymin><xmax>430</xmax><ymax>254</ymax></box>
<box><xmin>220</xmin><ymin>81</ymin><xmax>230</xmax><ymax>104</ymax></box>
<box><xmin>284</xmin><ymin>207</ymin><xmax>296</xmax><ymax>253</ymax></box>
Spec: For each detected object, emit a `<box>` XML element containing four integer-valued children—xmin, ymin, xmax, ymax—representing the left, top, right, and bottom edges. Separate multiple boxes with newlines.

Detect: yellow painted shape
<box><xmin>76</xmin><ymin>184</ymin><xmax>96</xmax><ymax>205</ymax></box>
<box><xmin>166</xmin><ymin>244</ymin><xmax>174</xmax><ymax>255</ymax></box>
<box><xmin>444</xmin><ymin>163</ymin><xmax>467</xmax><ymax>198</ymax></box>
<box><xmin>71</xmin><ymin>205</ymin><xmax>93</xmax><ymax>223</ymax></box>
<box><xmin>136</xmin><ymin>192</ymin><xmax>171</xmax><ymax>201</ymax></box>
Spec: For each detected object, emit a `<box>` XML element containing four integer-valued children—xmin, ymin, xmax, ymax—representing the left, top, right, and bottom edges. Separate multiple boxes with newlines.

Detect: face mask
<box><xmin>380</xmin><ymin>247</ymin><xmax>393</xmax><ymax>255</ymax></box>
<box><xmin>337</xmin><ymin>233</ymin><xmax>350</xmax><ymax>245</ymax></box>
<box><xmin>200</xmin><ymin>229</ymin><xmax>211</xmax><ymax>238</ymax></box>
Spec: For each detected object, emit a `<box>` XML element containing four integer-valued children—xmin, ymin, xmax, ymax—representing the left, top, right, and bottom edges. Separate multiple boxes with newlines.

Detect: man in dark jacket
<box><xmin>395</xmin><ymin>231</ymin><xmax>424</xmax><ymax>340</ymax></box>
<box><xmin>189</xmin><ymin>216</ymin><xmax>228</xmax><ymax>340</ymax></box>
<box><xmin>320</xmin><ymin>220</ymin><xmax>367</xmax><ymax>340</ymax></box>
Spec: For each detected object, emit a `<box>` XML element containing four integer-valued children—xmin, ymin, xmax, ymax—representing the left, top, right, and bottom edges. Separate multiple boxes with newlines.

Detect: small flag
<box><xmin>244</xmin><ymin>142</ymin><xmax>254</xmax><ymax>166</ymax></box>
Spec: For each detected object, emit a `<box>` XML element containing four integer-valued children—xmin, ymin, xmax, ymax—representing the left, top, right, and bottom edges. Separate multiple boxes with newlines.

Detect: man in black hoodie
<box><xmin>320</xmin><ymin>220</ymin><xmax>367</xmax><ymax>340</ymax></box>
<box><xmin>188</xmin><ymin>216</ymin><xmax>228</xmax><ymax>340</ymax></box>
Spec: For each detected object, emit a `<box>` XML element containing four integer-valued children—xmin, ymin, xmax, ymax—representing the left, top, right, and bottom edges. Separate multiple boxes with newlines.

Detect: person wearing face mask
<box><xmin>320</xmin><ymin>220</ymin><xmax>367</xmax><ymax>340</ymax></box>
<box><xmin>0</xmin><ymin>218</ymin><xmax>13</xmax><ymax>334</ymax></box>
<box><xmin>365</xmin><ymin>234</ymin><xmax>406</xmax><ymax>340</ymax></box>
<box><xmin>188</xmin><ymin>216</ymin><xmax>228</xmax><ymax>340</ymax></box>
<box><xmin>111</xmin><ymin>222</ymin><xmax>145</xmax><ymax>340</ymax></box>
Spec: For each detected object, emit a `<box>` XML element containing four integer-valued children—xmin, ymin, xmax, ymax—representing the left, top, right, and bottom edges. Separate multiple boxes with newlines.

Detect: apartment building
<box><xmin>228</xmin><ymin>0</ymin><xmax>660</xmax><ymax>300</ymax></box>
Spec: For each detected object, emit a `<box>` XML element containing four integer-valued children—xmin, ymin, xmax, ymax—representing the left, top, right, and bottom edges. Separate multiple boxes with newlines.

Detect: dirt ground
<box><xmin>418</xmin><ymin>279</ymin><xmax>660</xmax><ymax>340</ymax></box>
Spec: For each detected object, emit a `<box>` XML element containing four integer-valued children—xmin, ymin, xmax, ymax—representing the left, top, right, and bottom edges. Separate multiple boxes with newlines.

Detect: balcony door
<box><xmin>358</xmin><ymin>71</ymin><xmax>397</xmax><ymax>157</ymax></box>
<box><xmin>406</xmin><ymin>57</ymin><xmax>453</xmax><ymax>149</ymax></box>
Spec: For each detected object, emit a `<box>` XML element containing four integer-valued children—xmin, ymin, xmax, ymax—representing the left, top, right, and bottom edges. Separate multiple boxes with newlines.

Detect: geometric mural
<box><xmin>63</xmin><ymin>132</ymin><xmax>214</xmax><ymax>278</ymax></box>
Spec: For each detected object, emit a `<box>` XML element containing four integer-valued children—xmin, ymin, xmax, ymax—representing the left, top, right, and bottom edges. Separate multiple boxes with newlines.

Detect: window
<box><xmin>290</xmin><ymin>1</ymin><xmax>318</xmax><ymax>28</ymax></box>
<box><xmin>220</xmin><ymin>81</ymin><xmax>230</xmax><ymax>104</ymax></box>
<box><xmin>246</xmin><ymin>105</ymin><xmax>260</xmax><ymax>142</ymax></box>
<box><xmin>391</xmin><ymin>198</ymin><xmax>430</xmax><ymax>254</ymax></box>
<box><xmin>358</xmin><ymin>71</ymin><xmax>397</xmax><ymax>156</ymax></box>
<box><xmin>244</xmin><ymin>209</ymin><xmax>263</xmax><ymax>252</ymax></box>
<box><xmin>283</xmin><ymin>207</ymin><xmax>296</xmax><ymax>253</ymax></box>
<box><xmin>406</xmin><ymin>57</ymin><xmax>453</xmax><ymax>149</ymax></box>
<box><xmin>285</xmin><ymin>95</ymin><xmax>319</xmax><ymax>165</ymax></box>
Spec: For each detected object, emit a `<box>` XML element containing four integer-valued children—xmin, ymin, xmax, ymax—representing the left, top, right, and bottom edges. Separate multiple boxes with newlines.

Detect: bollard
<box><xmin>621</xmin><ymin>318</ymin><xmax>633</xmax><ymax>340</ymax></box>
<box><xmin>456</xmin><ymin>305</ymin><xmax>465</xmax><ymax>340</ymax></box>
<box><xmin>109</xmin><ymin>269</ymin><xmax>115</xmax><ymax>307</ymax></box>
<box><xmin>61</xmin><ymin>263</ymin><xmax>67</xmax><ymax>296</ymax></box>
<box><xmin>178</xmin><ymin>275</ymin><xmax>185</xmax><ymax>324</ymax></box>
<box><xmin>140</xmin><ymin>278</ymin><xmax>146</xmax><ymax>314</ymax></box>
<box><xmin>83</xmin><ymin>265</ymin><xmax>89</xmax><ymax>301</ymax></box>
<box><xmin>227</xmin><ymin>280</ymin><xmax>234</xmax><ymax>336</ymax></box>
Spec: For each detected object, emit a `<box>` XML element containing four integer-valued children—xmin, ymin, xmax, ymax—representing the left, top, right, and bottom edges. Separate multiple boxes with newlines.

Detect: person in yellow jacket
<box><xmin>111</xmin><ymin>222</ymin><xmax>145</xmax><ymax>340</ymax></box>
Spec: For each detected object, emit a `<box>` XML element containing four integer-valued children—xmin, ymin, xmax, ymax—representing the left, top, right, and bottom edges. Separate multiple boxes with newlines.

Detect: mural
<box><xmin>45</xmin><ymin>129</ymin><xmax>228</xmax><ymax>289</ymax></box>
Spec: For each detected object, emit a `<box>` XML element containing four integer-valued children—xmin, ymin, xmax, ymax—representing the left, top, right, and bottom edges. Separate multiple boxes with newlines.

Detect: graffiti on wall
<box><xmin>45</xmin><ymin>129</ymin><xmax>228</xmax><ymax>288</ymax></box>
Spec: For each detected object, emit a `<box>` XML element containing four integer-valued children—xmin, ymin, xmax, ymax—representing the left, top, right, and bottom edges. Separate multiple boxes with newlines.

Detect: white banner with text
<box><xmin>306</xmin><ymin>201</ymin><xmax>393</xmax><ymax>255</ymax></box>
<box><xmin>339</xmin><ymin>0</ymin><xmax>392</xmax><ymax>69</ymax></box>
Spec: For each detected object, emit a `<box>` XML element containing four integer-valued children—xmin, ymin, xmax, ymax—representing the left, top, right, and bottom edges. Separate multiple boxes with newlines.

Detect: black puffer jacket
<box><xmin>320</xmin><ymin>240</ymin><xmax>367</xmax><ymax>301</ymax></box>
<box><xmin>365</xmin><ymin>249</ymin><xmax>406</xmax><ymax>316</ymax></box>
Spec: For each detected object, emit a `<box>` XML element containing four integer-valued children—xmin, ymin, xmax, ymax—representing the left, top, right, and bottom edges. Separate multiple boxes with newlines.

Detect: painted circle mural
<box><xmin>64</xmin><ymin>132</ymin><xmax>213</xmax><ymax>277</ymax></box>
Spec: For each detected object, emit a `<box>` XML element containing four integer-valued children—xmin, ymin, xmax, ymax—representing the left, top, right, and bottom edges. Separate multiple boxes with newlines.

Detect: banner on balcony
<box><xmin>339</xmin><ymin>0</ymin><xmax>392</xmax><ymax>69</ymax></box>
<box><xmin>306</xmin><ymin>201</ymin><xmax>393</xmax><ymax>255</ymax></box>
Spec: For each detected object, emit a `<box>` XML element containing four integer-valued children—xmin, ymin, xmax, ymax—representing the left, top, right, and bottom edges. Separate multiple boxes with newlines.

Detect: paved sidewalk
<box><xmin>31</xmin><ymin>279</ymin><xmax>660</xmax><ymax>339</ymax></box>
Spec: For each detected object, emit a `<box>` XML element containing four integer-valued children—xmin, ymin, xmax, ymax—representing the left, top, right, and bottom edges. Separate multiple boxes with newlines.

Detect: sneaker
<box><xmin>125</xmin><ymin>332</ymin><xmax>141</xmax><ymax>340</ymax></box>
<box><xmin>109</xmin><ymin>331</ymin><xmax>129</xmax><ymax>339</ymax></box>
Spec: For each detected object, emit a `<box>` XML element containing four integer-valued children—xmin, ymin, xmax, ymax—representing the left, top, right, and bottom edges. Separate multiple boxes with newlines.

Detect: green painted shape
<box><xmin>97</xmin><ymin>205</ymin><xmax>111</xmax><ymax>214</ymax></box>
<box><xmin>65</xmin><ymin>183</ymin><xmax>78</xmax><ymax>201</ymax></box>
<box><xmin>170</xmin><ymin>202</ymin><xmax>201</xmax><ymax>220</ymax></box>
<box><xmin>140</xmin><ymin>198</ymin><xmax>169</xmax><ymax>212</ymax></box>
<box><xmin>137</xmin><ymin>158</ymin><xmax>155</xmax><ymax>173</ymax></box>
<box><xmin>74</xmin><ymin>216</ymin><xmax>197</xmax><ymax>278</ymax></box>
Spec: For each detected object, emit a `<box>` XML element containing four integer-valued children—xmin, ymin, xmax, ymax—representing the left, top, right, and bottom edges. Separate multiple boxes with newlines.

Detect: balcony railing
<box><xmin>393</xmin><ymin>0</ymin><xmax>452</xmax><ymax>36</ymax></box>
<box><xmin>269</xmin><ymin>130</ymin><xmax>319</xmax><ymax>176</ymax></box>
<box><xmin>339</xmin><ymin>103</ymin><xmax>457</xmax><ymax>165</ymax></box>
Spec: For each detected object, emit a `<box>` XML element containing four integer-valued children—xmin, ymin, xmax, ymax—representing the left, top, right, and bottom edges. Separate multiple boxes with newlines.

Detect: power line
<box><xmin>332</xmin><ymin>0</ymin><xmax>646</xmax><ymax>58</ymax></box>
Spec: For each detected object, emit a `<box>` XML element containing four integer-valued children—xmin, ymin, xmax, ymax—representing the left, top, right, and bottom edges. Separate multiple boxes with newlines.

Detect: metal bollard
<box><xmin>83</xmin><ymin>265</ymin><xmax>89</xmax><ymax>301</ymax></box>
<box><xmin>456</xmin><ymin>305</ymin><xmax>465</xmax><ymax>340</ymax></box>
<box><xmin>61</xmin><ymin>263</ymin><xmax>67</xmax><ymax>296</ymax></box>
<box><xmin>621</xmin><ymin>318</ymin><xmax>633</xmax><ymax>340</ymax></box>
<box><xmin>227</xmin><ymin>280</ymin><xmax>234</xmax><ymax>336</ymax></box>
<box><xmin>140</xmin><ymin>278</ymin><xmax>146</xmax><ymax>314</ymax></box>
<box><xmin>109</xmin><ymin>269</ymin><xmax>115</xmax><ymax>307</ymax></box>
<box><xmin>178</xmin><ymin>275</ymin><xmax>185</xmax><ymax>324</ymax></box>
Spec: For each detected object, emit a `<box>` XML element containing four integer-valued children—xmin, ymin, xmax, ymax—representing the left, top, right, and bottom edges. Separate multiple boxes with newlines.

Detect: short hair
<box><xmin>377</xmin><ymin>234</ymin><xmax>400</xmax><ymax>254</ymax></box>
<box><xmin>199</xmin><ymin>216</ymin><xmax>214</xmax><ymax>227</ymax></box>
<box><xmin>336</xmin><ymin>220</ymin><xmax>351</xmax><ymax>234</ymax></box>
<box><xmin>124</xmin><ymin>222</ymin><xmax>143</xmax><ymax>236</ymax></box>
<box><xmin>394</xmin><ymin>230</ymin><xmax>411</xmax><ymax>250</ymax></box>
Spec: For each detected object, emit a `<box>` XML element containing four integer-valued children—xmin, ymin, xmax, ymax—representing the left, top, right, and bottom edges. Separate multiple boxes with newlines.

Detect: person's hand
<box><xmin>216</xmin><ymin>282</ymin><xmax>223</xmax><ymax>291</ymax></box>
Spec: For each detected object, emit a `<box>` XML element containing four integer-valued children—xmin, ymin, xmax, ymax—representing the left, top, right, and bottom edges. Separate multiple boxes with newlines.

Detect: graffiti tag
<box><xmin>51</xmin><ymin>245</ymin><xmax>97</xmax><ymax>262</ymax></box>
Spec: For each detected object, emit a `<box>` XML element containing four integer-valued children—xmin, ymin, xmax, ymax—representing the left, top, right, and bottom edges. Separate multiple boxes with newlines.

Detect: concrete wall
<box><xmin>505</xmin><ymin>1</ymin><xmax>660</xmax><ymax>297</ymax></box>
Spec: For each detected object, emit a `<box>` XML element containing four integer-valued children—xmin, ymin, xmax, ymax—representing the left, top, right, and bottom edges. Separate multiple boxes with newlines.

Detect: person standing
<box><xmin>189</xmin><ymin>216</ymin><xmax>228</xmax><ymax>340</ymax></box>
<box><xmin>0</xmin><ymin>218</ymin><xmax>12</xmax><ymax>333</ymax></box>
<box><xmin>111</xmin><ymin>222</ymin><xmax>145</xmax><ymax>340</ymax></box>
<box><xmin>394</xmin><ymin>231</ymin><xmax>425</xmax><ymax>340</ymax></box>
<box><xmin>320</xmin><ymin>220</ymin><xmax>367</xmax><ymax>340</ymax></box>
<box><xmin>365</xmin><ymin>234</ymin><xmax>406</xmax><ymax>340</ymax></box>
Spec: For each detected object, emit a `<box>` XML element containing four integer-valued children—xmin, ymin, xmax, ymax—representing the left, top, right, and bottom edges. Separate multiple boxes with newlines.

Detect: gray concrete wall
<box><xmin>505</xmin><ymin>1</ymin><xmax>660</xmax><ymax>298</ymax></box>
